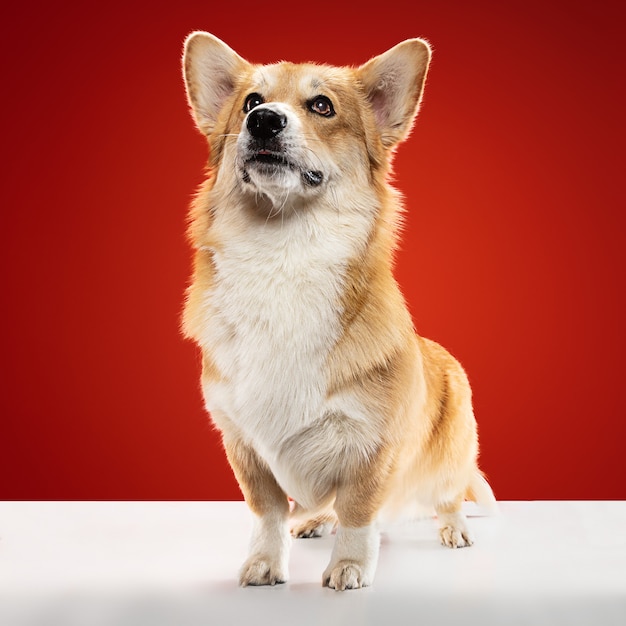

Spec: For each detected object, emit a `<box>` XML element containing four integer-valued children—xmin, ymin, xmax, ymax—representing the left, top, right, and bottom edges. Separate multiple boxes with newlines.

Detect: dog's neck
<box><xmin>239</xmin><ymin>189</ymin><xmax>315</xmax><ymax>221</ymax></box>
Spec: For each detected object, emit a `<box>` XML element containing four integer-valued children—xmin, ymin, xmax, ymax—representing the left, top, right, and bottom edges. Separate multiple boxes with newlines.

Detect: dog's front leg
<box><xmin>322</xmin><ymin>477</ymin><xmax>384</xmax><ymax>590</ymax></box>
<box><xmin>224</xmin><ymin>436</ymin><xmax>291</xmax><ymax>586</ymax></box>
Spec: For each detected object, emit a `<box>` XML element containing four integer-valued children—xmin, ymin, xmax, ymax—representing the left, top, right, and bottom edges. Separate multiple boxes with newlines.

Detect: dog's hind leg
<box><xmin>436</xmin><ymin>495</ymin><xmax>474</xmax><ymax>548</ymax></box>
<box><xmin>224</xmin><ymin>436</ymin><xmax>291</xmax><ymax>586</ymax></box>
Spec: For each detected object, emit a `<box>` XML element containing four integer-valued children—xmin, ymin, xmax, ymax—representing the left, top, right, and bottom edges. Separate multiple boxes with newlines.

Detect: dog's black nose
<box><xmin>247</xmin><ymin>108</ymin><xmax>287</xmax><ymax>139</ymax></box>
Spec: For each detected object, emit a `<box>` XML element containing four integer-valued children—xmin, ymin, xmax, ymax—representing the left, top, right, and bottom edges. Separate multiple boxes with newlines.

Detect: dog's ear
<box><xmin>357</xmin><ymin>39</ymin><xmax>431</xmax><ymax>149</ymax></box>
<box><xmin>183</xmin><ymin>32</ymin><xmax>250</xmax><ymax>135</ymax></box>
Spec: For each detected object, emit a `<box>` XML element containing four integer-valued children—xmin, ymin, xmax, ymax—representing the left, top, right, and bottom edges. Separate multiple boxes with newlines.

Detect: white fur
<box><xmin>199</xmin><ymin>181</ymin><xmax>378</xmax><ymax>507</ymax></box>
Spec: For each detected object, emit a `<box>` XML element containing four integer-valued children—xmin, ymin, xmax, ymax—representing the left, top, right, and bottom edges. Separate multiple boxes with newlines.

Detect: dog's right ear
<box><xmin>183</xmin><ymin>32</ymin><xmax>250</xmax><ymax>135</ymax></box>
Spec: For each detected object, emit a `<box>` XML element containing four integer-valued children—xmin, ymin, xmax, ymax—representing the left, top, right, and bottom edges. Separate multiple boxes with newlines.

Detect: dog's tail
<box><xmin>466</xmin><ymin>470</ymin><xmax>499</xmax><ymax>515</ymax></box>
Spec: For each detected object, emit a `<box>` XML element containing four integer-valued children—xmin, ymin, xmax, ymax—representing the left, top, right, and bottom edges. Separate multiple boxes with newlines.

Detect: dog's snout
<box><xmin>247</xmin><ymin>108</ymin><xmax>287</xmax><ymax>140</ymax></box>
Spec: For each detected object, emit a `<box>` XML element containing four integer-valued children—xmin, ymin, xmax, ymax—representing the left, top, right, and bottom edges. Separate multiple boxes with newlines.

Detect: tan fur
<box><xmin>181</xmin><ymin>32</ymin><xmax>495</xmax><ymax>590</ymax></box>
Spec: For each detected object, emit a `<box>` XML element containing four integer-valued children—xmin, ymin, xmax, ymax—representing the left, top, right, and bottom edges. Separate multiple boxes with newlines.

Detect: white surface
<box><xmin>1</xmin><ymin>501</ymin><xmax>625</xmax><ymax>625</ymax></box>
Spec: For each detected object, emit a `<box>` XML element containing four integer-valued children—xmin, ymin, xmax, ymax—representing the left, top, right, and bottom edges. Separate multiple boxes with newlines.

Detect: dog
<box><xmin>181</xmin><ymin>32</ymin><xmax>496</xmax><ymax>591</ymax></box>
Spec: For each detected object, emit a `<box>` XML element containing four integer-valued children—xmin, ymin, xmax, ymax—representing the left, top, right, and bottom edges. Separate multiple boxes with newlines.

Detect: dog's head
<box><xmin>183</xmin><ymin>33</ymin><xmax>430</xmax><ymax>214</ymax></box>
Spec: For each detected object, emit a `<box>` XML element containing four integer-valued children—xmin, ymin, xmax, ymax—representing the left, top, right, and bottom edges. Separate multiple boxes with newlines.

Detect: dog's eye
<box><xmin>308</xmin><ymin>95</ymin><xmax>335</xmax><ymax>117</ymax></box>
<box><xmin>243</xmin><ymin>93</ymin><xmax>264</xmax><ymax>113</ymax></box>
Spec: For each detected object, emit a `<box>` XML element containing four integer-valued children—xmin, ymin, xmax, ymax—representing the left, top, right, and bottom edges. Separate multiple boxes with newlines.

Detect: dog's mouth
<box><xmin>243</xmin><ymin>149</ymin><xmax>324</xmax><ymax>187</ymax></box>
<box><xmin>246</xmin><ymin>149</ymin><xmax>294</xmax><ymax>170</ymax></box>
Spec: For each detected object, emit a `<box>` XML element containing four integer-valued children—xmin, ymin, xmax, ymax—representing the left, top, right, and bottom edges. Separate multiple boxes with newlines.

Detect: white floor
<box><xmin>1</xmin><ymin>501</ymin><xmax>624</xmax><ymax>625</ymax></box>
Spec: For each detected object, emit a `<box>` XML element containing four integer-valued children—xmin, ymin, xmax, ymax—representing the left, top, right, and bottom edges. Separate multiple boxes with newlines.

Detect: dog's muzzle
<box><xmin>243</xmin><ymin>106</ymin><xmax>324</xmax><ymax>187</ymax></box>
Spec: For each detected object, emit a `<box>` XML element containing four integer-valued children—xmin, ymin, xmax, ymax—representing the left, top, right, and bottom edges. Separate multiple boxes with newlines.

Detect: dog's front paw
<box><xmin>239</xmin><ymin>555</ymin><xmax>288</xmax><ymax>587</ymax></box>
<box><xmin>323</xmin><ymin>561</ymin><xmax>369</xmax><ymax>591</ymax></box>
<box><xmin>439</xmin><ymin>524</ymin><xmax>474</xmax><ymax>548</ymax></box>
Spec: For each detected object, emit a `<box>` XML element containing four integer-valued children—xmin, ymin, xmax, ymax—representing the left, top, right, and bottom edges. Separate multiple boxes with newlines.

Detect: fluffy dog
<box><xmin>181</xmin><ymin>32</ymin><xmax>496</xmax><ymax>590</ymax></box>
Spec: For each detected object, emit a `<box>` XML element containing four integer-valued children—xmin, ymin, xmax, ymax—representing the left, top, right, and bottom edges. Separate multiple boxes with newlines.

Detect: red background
<box><xmin>1</xmin><ymin>0</ymin><xmax>624</xmax><ymax>500</ymax></box>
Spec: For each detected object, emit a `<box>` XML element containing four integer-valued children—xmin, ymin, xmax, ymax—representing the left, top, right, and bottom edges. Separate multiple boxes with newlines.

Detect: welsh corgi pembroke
<box><xmin>181</xmin><ymin>32</ymin><xmax>496</xmax><ymax>591</ymax></box>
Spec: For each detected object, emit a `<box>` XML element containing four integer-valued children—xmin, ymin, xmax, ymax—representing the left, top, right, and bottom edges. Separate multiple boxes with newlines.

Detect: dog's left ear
<box><xmin>357</xmin><ymin>39</ymin><xmax>431</xmax><ymax>149</ymax></box>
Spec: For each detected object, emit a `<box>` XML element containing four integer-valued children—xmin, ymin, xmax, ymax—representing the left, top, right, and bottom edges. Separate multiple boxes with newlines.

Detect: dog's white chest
<box><xmin>200</xmin><ymin>218</ymin><xmax>354</xmax><ymax>459</ymax></box>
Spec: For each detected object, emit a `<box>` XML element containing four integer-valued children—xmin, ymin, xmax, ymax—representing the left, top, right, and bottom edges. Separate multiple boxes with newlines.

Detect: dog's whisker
<box><xmin>327</xmin><ymin>186</ymin><xmax>342</xmax><ymax>225</ymax></box>
<box><xmin>300</xmin><ymin>146</ymin><xmax>326</xmax><ymax>171</ymax></box>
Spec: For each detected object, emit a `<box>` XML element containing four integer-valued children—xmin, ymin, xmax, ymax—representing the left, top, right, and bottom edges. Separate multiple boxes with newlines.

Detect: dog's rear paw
<box><xmin>323</xmin><ymin>561</ymin><xmax>369</xmax><ymax>591</ymax></box>
<box><xmin>239</xmin><ymin>556</ymin><xmax>288</xmax><ymax>587</ymax></box>
<box><xmin>439</xmin><ymin>524</ymin><xmax>474</xmax><ymax>548</ymax></box>
<box><xmin>291</xmin><ymin>515</ymin><xmax>336</xmax><ymax>538</ymax></box>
